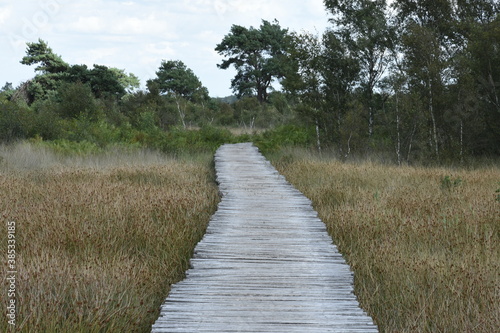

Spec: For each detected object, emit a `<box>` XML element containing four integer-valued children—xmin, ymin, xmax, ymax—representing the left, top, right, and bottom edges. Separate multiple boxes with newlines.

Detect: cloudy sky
<box><xmin>1</xmin><ymin>0</ymin><xmax>331</xmax><ymax>97</ymax></box>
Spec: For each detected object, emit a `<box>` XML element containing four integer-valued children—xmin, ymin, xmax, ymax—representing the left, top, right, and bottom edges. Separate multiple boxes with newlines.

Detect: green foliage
<box><xmin>214</xmin><ymin>102</ymin><xmax>235</xmax><ymax>125</ymax></box>
<box><xmin>148</xmin><ymin>60</ymin><xmax>209</xmax><ymax>102</ymax></box>
<box><xmin>109</xmin><ymin>67</ymin><xmax>140</xmax><ymax>93</ymax></box>
<box><xmin>61</xmin><ymin>117</ymin><xmax>124</xmax><ymax>147</ymax></box>
<box><xmin>215</xmin><ymin>19</ymin><xmax>292</xmax><ymax>103</ymax></box>
<box><xmin>26</xmin><ymin>102</ymin><xmax>63</xmax><ymax>140</ymax></box>
<box><xmin>4</xmin><ymin>8</ymin><xmax>499</xmax><ymax>163</ymax></box>
<box><xmin>496</xmin><ymin>183</ymin><xmax>500</xmax><ymax>202</ymax></box>
<box><xmin>20</xmin><ymin>38</ymin><xmax>69</xmax><ymax>74</ymax></box>
<box><xmin>1</xmin><ymin>82</ymin><xmax>15</xmax><ymax>100</ymax></box>
<box><xmin>54</xmin><ymin>81</ymin><xmax>100</xmax><ymax>120</ymax></box>
<box><xmin>0</xmin><ymin>98</ymin><xmax>27</xmax><ymax>141</ymax></box>
<box><xmin>159</xmin><ymin>126</ymin><xmax>235</xmax><ymax>154</ymax></box>
<box><xmin>441</xmin><ymin>175</ymin><xmax>463</xmax><ymax>191</ymax></box>
<box><xmin>19</xmin><ymin>40</ymin><xmax>132</xmax><ymax>103</ymax></box>
<box><xmin>254</xmin><ymin>125</ymin><xmax>315</xmax><ymax>153</ymax></box>
<box><xmin>34</xmin><ymin>139</ymin><xmax>103</xmax><ymax>155</ymax></box>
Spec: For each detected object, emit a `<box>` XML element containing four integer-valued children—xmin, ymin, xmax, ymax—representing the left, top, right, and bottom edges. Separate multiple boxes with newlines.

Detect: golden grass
<box><xmin>272</xmin><ymin>154</ymin><xmax>500</xmax><ymax>333</ymax></box>
<box><xmin>0</xmin><ymin>144</ymin><xmax>218</xmax><ymax>332</ymax></box>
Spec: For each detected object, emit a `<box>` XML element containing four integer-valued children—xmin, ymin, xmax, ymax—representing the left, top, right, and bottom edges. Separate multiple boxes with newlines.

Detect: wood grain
<box><xmin>152</xmin><ymin>143</ymin><xmax>378</xmax><ymax>332</ymax></box>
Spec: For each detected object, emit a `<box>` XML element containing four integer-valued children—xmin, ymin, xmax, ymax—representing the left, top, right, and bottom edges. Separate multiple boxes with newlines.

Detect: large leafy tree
<box><xmin>452</xmin><ymin>1</ymin><xmax>499</xmax><ymax>156</ymax></box>
<box><xmin>215</xmin><ymin>19</ymin><xmax>291</xmax><ymax>103</ymax></box>
<box><xmin>20</xmin><ymin>39</ymin><xmax>70</xmax><ymax>102</ymax></box>
<box><xmin>147</xmin><ymin>60</ymin><xmax>209</xmax><ymax>128</ymax></box>
<box><xmin>20</xmin><ymin>39</ymin><xmax>137</xmax><ymax>103</ymax></box>
<box><xmin>21</xmin><ymin>38</ymin><xmax>69</xmax><ymax>74</ymax></box>
<box><xmin>148</xmin><ymin>60</ymin><xmax>208</xmax><ymax>102</ymax></box>
<box><xmin>393</xmin><ymin>0</ymin><xmax>460</xmax><ymax>160</ymax></box>
<box><xmin>324</xmin><ymin>0</ymin><xmax>393</xmax><ymax>137</ymax></box>
<box><xmin>68</xmin><ymin>64</ymin><xmax>126</xmax><ymax>98</ymax></box>
<box><xmin>284</xmin><ymin>30</ymin><xmax>359</xmax><ymax>152</ymax></box>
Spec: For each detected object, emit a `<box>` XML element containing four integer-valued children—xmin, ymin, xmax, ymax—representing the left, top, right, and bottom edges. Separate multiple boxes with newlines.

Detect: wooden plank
<box><xmin>152</xmin><ymin>143</ymin><xmax>378</xmax><ymax>332</ymax></box>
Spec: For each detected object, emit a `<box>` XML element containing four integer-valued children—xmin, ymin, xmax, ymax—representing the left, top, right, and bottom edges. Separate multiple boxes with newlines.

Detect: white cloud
<box><xmin>143</xmin><ymin>41</ymin><xmax>176</xmax><ymax>57</ymax></box>
<box><xmin>0</xmin><ymin>5</ymin><xmax>13</xmax><ymax>27</ymax></box>
<box><xmin>70</xmin><ymin>16</ymin><xmax>104</xmax><ymax>33</ymax></box>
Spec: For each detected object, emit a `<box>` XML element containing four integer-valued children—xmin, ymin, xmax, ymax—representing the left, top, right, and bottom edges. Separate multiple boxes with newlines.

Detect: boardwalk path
<box><xmin>152</xmin><ymin>143</ymin><xmax>378</xmax><ymax>332</ymax></box>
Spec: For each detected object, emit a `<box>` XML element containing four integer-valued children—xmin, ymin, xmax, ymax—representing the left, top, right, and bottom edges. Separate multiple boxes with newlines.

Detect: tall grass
<box><xmin>1</xmin><ymin>143</ymin><xmax>219</xmax><ymax>332</ymax></box>
<box><xmin>271</xmin><ymin>151</ymin><xmax>500</xmax><ymax>332</ymax></box>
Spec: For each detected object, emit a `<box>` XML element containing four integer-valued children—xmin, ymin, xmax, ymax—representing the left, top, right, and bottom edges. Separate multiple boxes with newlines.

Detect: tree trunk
<box><xmin>315</xmin><ymin>119</ymin><xmax>321</xmax><ymax>154</ymax></box>
<box><xmin>460</xmin><ymin>119</ymin><xmax>464</xmax><ymax>164</ymax></box>
<box><xmin>428</xmin><ymin>78</ymin><xmax>439</xmax><ymax>160</ymax></box>
<box><xmin>395</xmin><ymin>93</ymin><xmax>401</xmax><ymax>166</ymax></box>
<box><xmin>407</xmin><ymin>122</ymin><xmax>417</xmax><ymax>164</ymax></box>
<box><xmin>175</xmin><ymin>96</ymin><xmax>186</xmax><ymax>129</ymax></box>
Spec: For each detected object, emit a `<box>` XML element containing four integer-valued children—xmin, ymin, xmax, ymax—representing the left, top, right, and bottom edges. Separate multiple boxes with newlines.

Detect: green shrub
<box><xmin>157</xmin><ymin>126</ymin><xmax>235</xmax><ymax>154</ymax></box>
<box><xmin>254</xmin><ymin>124</ymin><xmax>314</xmax><ymax>153</ymax></box>
<box><xmin>26</xmin><ymin>105</ymin><xmax>64</xmax><ymax>140</ymax></box>
<box><xmin>55</xmin><ymin>81</ymin><xmax>101</xmax><ymax>120</ymax></box>
<box><xmin>0</xmin><ymin>99</ymin><xmax>26</xmax><ymax>141</ymax></box>
<box><xmin>35</xmin><ymin>139</ymin><xmax>102</xmax><ymax>155</ymax></box>
<box><xmin>441</xmin><ymin>175</ymin><xmax>463</xmax><ymax>191</ymax></box>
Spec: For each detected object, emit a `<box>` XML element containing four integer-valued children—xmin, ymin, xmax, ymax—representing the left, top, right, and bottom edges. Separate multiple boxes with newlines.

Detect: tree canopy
<box><xmin>19</xmin><ymin>39</ymin><xmax>138</xmax><ymax>103</ymax></box>
<box><xmin>148</xmin><ymin>60</ymin><xmax>209</xmax><ymax>102</ymax></box>
<box><xmin>215</xmin><ymin>19</ymin><xmax>292</xmax><ymax>103</ymax></box>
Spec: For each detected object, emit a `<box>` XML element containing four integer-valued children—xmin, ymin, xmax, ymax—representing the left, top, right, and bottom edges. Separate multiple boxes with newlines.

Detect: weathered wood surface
<box><xmin>152</xmin><ymin>143</ymin><xmax>378</xmax><ymax>332</ymax></box>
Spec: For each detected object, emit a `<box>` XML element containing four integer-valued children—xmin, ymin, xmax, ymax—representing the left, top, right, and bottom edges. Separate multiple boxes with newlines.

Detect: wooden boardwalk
<box><xmin>152</xmin><ymin>143</ymin><xmax>378</xmax><ymax>332</ymax></box>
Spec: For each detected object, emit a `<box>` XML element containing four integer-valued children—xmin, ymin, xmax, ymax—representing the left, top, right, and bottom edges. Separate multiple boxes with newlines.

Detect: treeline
<box><xmin>1</xmin><ymin>0</ymin><xmax>499</xmax><ymax>163</ymax></box>
<box><xmin>283</xmin><ymin>0</ymin><xmax>499</xmax><ymax>163</ymax></box>
<box><xmin>0</xmin><ymin>39</ymin><xmax>297</xmax><ymax>154</ymax></box>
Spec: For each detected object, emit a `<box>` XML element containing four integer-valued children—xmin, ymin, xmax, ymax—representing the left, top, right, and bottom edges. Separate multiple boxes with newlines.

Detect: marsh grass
<box><xmin>1</xmin><ymin>143</ymin><xmax>218</xmax><ymax>332</ymax></box>
<box><xmin>271</xmin><ymin>152</ymin><xmax>500</xmax><ymax>332</ymax></box>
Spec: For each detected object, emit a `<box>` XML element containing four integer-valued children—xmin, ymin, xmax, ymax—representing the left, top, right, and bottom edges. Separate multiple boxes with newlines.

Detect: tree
<box><xmin>284</xmin><ymin>30</ymin><xmax>359</xmax><ymax>152</ymax></box>
<box><xmin>149</xmin><ymin>60</ymin><xmax>208</xmax><ymax>102</ymax></box>
<box><xmin>148</xmin><ymin>60</ymin><xmax>209</xmax><ymax>128</ymax></box>
<box><xmin>109</xmin><ymin>68</ymin><xmax>140</xmax><ymax>93</ymax></box>
<box><xmin>19</xmin><ymin>39</ymin><xmax>70</xmax><ymax>102</ymax></box>
<box><xmin>393</xmin><ymin>0</ymin><xmax>459</xmax><ymax>160</ymax></box>
<box><xmin>284</xmin><ymin>31</ymin><xmax>327</xmax><ymax>151</ymax></box>
<box><xmin>54</xmin><ymin>81</ymin><xmax>99</xmax><ymax>120</ymax></box>
<box><xmin>324</xmin><ymin>0</ymin><xmax>393</xmax><ymax>137</ymax></box>
<box><xmin>463</xmin><ymin>15</ymin><xmax>500</xmax><ymax>153</ymax></box>
<box><xmin>215</xmin><ymin>19</ymin><xmax>292</xmax><ymax>103</ymax></box>
<box><xmin>0</xmin><ymin>82</ymin><xmax>15</xmax><ymax>100</ymax></box>
<box><xmin>20</xmin><ymin>38</ymin><xmax>69</xmax><ymax>74</ymax></box>
<box><xmin>20</xmin><ymin>39</ymin><xmax>138</xmax><ymax>104</ymax></box>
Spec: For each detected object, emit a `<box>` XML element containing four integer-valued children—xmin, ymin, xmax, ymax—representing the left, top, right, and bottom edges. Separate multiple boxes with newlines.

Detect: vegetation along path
<box><xmin>152</xmin><ymin>143</ymin><xmax>378</xmax><ymax>332</ymax></box>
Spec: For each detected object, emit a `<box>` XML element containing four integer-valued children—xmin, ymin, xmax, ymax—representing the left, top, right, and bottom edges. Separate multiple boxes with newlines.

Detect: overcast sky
<box><xmin>1</xmin><ymin>0</ymin><xmax>331</xmax><ymax>97</ymax></box>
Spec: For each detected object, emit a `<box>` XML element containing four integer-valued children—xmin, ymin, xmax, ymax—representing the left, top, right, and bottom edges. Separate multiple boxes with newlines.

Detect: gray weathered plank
<box><xmin>152</xmin><ymin>142</ymin><xmax>378</xmax><ymax>332</ymax></box>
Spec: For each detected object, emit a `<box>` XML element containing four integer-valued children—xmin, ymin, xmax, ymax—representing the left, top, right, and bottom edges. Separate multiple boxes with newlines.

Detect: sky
<box><xmin>0</xmin><ymin>0</ymin><xmax>331</xmax><ymax>97</ymax></box>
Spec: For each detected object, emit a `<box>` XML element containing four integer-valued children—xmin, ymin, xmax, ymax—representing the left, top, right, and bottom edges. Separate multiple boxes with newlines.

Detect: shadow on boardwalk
<box><xmin>152</xmin><ymin>143</ymin><xmax>378</xmax><ymax>332</ymax></box>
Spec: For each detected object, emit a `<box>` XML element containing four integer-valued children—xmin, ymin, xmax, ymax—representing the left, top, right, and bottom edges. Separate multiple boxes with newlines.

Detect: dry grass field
<box><xmin>0</xmin><ymin>143</ymin><xmax>219</xmax><ymax>332</ymax></box>
<box><xmin>271</xmin><ymin>151</ymin><xmax>500</xmax><ymax>332</ymax></box>
<box><xmin>2</xmin><ymin>142</ymin><xmax>499</xmax><ymax>332</ymax></box>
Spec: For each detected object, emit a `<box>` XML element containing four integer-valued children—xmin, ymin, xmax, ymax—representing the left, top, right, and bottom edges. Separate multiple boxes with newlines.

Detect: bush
<box><xmin>158</xmin><ymin>126</ymin><xmax>235</xmax><ymax>154</ymax></box>
<box><xmin>55</xmin><ymin>81</ymin><xmax>101</xmax><ymax>120</ymax></box>
<box><xmin>254</xmin><ymin>124</ymin><xmax>315</xmax><ymax>153</ymax></box>
<box><xmin>0</xmin><ymin>99</ymin><xmax>26</xmax><ymax>142</ymax></box>
<box><xmin>27</xmin><ymin>101</ymin><xmax>64</xmax><ymax>140</ymax></box>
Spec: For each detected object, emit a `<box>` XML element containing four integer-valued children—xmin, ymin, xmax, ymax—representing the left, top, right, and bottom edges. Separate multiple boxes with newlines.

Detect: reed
<box><xmin>272</xmin><ymin>153</ymin><xmax>500</xmax><ymax>332</ymax></box>
<box><xmin>0</xmin><ymin>143</ymin><xmax>219</xmax><ymax>332</ymax></box>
